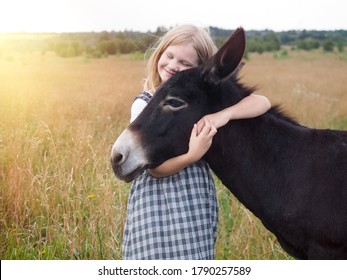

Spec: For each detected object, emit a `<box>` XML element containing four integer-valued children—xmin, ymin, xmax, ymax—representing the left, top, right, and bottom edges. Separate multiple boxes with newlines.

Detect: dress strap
<box><xmin>134</xmin><ymin>91</ymin><xmax>152</xmax><ymax>104</ymax></box>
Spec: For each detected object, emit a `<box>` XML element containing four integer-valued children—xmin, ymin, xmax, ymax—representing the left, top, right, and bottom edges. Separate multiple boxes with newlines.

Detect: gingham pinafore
<box><xmin>122</xmin><ymin>92</ymin><xmax>218</xmax><ymax>260</ymax></box>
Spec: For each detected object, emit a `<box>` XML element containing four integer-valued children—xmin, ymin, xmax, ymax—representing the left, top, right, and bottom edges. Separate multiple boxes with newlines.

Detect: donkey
<box><xmin>111</xmin><ymin>28</ymin><xmax>347</xmax><ymax>259</ymax></box>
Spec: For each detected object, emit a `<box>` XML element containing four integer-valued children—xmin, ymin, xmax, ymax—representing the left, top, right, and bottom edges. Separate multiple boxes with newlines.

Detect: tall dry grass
<box><xmin>0</xmin><ymin>50</ymin><xmax>346</xmax><ymax>259</ymax></box>
<box><xmin>243</xmin><ymin>50</ymin><xmax>347</xmax><ymax>128</ymax></box>
<box><xmin>0</xmin><ymin>53</ymin><xmax>145</xmax><ymax>259</ymax></box>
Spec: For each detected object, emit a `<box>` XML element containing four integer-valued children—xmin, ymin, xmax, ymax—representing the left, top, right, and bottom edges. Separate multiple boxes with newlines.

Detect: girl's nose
<box><xmin>168</xmin><ymin>62</ymin><xmax>179</xmax><ymax>73</ymax></box>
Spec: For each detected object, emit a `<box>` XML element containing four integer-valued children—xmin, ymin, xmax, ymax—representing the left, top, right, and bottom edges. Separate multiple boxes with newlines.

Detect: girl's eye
<box><xmin>163</xmin><ymin>97</ymin><xmax>187</xmax><ymax>111</ymax></box>
<box><xmin>166</xmin><ymin>53</ymin><xmax>173</xmax><ymax>59</ymax></box>
<box><xmin>182</xmin><ymin>62</ymin><xmax>193</xmax><ymax>67</ymax></box>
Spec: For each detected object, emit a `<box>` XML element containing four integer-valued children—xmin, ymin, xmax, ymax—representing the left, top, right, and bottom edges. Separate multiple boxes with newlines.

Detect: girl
<box><xmin>123</xmin><ymin>24</ymin><xmax>271</xmax><ymax>260</ymax></box>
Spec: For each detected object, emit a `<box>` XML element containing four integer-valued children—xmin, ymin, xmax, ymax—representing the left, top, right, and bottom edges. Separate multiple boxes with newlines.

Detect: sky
<box><xmin>0</xmin><ymin>0</ymin><xmax>346</xmax><ymax>33</ymax></box>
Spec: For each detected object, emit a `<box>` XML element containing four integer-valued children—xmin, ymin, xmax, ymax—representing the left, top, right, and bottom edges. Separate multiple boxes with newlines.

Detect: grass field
<box><xmin>0</xmin><ymin>49</ymin><xmax>346</xmax><ymax>259</ymax></box>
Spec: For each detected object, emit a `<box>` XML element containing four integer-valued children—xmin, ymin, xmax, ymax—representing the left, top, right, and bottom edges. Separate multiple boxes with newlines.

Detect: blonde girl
<box><xmin>123</xmin><ymin>24</ymin><xmax>271</xmax><ymax>259</ymax></box>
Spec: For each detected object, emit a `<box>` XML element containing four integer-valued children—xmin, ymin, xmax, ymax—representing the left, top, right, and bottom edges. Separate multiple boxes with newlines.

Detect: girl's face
<box><xmin>157</xmin><ymin>43</ymin><xmax>199</xmax><ymax>84</ymax></box>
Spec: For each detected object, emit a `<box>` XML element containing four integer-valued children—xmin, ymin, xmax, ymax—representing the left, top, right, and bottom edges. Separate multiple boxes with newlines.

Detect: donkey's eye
<box><xmin>166</xmin><ymin>99</ymin><xmax>184</xmax><ymax>107</ymax></box>
<box><xmin>163</xmin><ymin>97</ymin><xmax>187</xmax><ymax>111</ymax></box>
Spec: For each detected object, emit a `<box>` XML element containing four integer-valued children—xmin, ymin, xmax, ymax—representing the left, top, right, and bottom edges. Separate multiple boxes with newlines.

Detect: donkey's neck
<box><xmin>205</xmin><ymin>114</ymin><xmax>304</xmax><ymax>220</ymax></box>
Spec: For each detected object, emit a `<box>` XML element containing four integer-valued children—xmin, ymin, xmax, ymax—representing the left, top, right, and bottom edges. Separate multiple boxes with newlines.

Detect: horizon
<box><xmin>1</xmin><ymin>26</ymin><xmax>346</xmax><ymax>35</ymax></box>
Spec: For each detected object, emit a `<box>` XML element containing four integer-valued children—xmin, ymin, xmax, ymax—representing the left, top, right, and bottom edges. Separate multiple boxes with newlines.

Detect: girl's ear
<box><xmin>202</xmin><ymin>27</ymin><xmax>246</xmax><ymax>85</ymax></box>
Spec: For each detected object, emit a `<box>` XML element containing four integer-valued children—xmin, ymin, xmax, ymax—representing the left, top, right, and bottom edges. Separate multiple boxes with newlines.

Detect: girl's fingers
<box><xmin>197</xmin><ymin>120</ymin><xmax>217</xmax><ymax>139</ymax></box>
<box><xmin>209</xmin><ymin>126</ymin><xmax>217</xmax><ymax>137</ymax></box>
<box><xmin>200</xmin><ymin>119</ymin><xmax>211</xmax><ymax>134</ymax></box>
<box><xmin>196</xmin><ymin>120</ymin><xmax>203</xmax><ymax>134</ymax></box>
<box><xmin>192</xmin><ymin>123</ymin><xmax>197</xmax><ymax>136</ymax></box>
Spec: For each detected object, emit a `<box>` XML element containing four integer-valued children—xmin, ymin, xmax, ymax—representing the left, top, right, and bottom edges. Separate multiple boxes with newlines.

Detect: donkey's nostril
<box><xmin>113</xmin><ymin>152</ymin><xmax>123</xmax><ymax>165</ymax></box>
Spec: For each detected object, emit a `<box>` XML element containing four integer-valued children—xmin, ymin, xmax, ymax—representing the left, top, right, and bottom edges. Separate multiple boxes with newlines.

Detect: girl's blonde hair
<box><xmin>144</xmin><ymin>24</ymin><xmax>217</xmax><ymax>92</ymax></box>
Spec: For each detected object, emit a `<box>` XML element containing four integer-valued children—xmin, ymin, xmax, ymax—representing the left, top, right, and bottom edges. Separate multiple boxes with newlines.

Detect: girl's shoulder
<box><xmin>134</xmin><ymin>91</ymin><xmax>153</xmax><ymax>104</ymax></box>
<box><xmin>130</xmin><ymin>91</ymin><xmax>153</xmax><ymax>123</ymax></box>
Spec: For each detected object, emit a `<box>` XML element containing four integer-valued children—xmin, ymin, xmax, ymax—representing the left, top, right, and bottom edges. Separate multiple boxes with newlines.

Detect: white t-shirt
<box><xmin>130</xmin><ymin>91</ymin><xmax>153</xmax><ymax>123</ymax></box>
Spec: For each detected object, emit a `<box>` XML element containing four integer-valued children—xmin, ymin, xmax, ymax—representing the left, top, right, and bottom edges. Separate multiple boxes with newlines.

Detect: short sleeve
<box><xmin>130</xmin><ymin>91</ymin><xmax>153</xmax><ymax>123</ymax></box>
<box><xmin>130</xmin><ymin>98</ymin><xmax>147</xmax><ymax>123</ymax></box>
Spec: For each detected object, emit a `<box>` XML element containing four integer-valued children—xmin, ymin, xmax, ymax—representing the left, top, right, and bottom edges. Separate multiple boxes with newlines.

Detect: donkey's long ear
<box><xmin>202</xmin><ymin>27</ymin><xmax>246</xmax><ymax>85</ymax></box>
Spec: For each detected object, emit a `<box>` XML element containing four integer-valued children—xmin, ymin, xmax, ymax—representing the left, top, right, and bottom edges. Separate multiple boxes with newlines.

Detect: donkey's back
<box><xmin>207</xmin><ymin>114</ymin><xmax>347</xmax><ymax>259</ymax></box>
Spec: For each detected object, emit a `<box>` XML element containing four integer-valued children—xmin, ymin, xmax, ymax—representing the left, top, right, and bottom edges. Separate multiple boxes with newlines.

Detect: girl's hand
<box><xmin>187</xmin><ymin>119</ymin><xmax>217</xmax><ymax>162</ymax></box>
<box><xmin>196</xmin><ymin>111</ymin><xmax>230</xmax><ymax>134</ymax></box>
<box><xmin>148</xmin><ymin>120</ymin><xmax>217</xmax><ymax>178</ymax></box>
<box><xmin>196</xmin><ymin>94</ymin><xmax>271</xmax><ymax>134</ymax></box>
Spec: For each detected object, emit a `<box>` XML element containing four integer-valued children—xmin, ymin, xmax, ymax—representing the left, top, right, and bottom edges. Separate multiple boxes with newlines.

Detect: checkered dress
<box><xmin>122</xmin><ymin>92</ymin><xmax>218</xmax><ymax>260</ymax></box>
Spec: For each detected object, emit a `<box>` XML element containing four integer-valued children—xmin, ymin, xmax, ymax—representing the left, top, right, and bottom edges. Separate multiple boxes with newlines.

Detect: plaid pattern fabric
<box><xmin>122</xmin><ymin>161</ymin><xmax>218</xmax><ymax>260</ymax></box>
<box><xmin>134</xmin><ymin>91</ymin><xmax>152</xmax><ymax>103</ymax></box>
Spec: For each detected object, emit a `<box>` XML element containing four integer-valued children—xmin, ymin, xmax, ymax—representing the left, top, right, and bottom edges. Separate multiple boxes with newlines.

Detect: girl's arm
<box><xmin>197</xmin><ymin>94</ymin><xmax>271</xmax><ymax>132</ymax></box>
<box><xmin>148</xmin><ymin>94</ymin><xmax>270</xmax><ymax>178</ymax></box>
<box><xmin>148</xmin><ymin>120</ymin><xmax>217</xmax><ymax>178</ymax></box>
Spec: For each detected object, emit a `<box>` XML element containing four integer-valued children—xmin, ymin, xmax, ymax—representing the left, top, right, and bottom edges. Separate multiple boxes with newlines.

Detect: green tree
<box><xmin>337</xmin><ymin>38</ymin><xmax>345</xmax><ymax>53</ymax></box>
<box><xmin>296</xmin><ymin>39</ymin><xmax>320</xmax><ymax>51</ymax></box>
<box><xmin>97</xmin><ymin>40</ymin><xmax>118</xmax><ymax>55</ymax></box>
<box><xmin>264</xmin><ymin>31</ymin><xmax>281</xmax><ymax>51</ymax></box>
<box><xmin>323</xmin><ymin>40</ymin><xmax>334</xmax><ymax>52</ymax></box>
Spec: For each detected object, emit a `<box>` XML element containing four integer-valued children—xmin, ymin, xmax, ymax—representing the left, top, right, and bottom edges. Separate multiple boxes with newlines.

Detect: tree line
<box><xmin>2</xmin><ymin>26</ymin><xmax>345</xmax><ymax>59</ymax></box>
<box><xmin>211</xmin><ymin>27</ymin><xmax>346</xmax><ymax>55</ymax></box>
<box><xmin>49</xmin><ymin>27</ymin><xmax>346</xmax><ymax>58</ymax></box>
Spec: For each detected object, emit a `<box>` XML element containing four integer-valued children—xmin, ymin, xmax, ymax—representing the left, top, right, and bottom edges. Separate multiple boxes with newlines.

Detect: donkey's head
<box><xmin>111</xmin><ymin>27</ymin><xmax>247</xmax><ymax>182</ymax></box>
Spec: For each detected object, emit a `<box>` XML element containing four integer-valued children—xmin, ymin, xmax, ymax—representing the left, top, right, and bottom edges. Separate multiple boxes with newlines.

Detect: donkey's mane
<box><xmin>231</xmin><ymin>77</ymin><xmax>300</xmax><ymax>127</ymax></box>
<box><xmin>268</xmin><ymin>105</ymin><xmax>300</xmax><ymax>126</ymax></box>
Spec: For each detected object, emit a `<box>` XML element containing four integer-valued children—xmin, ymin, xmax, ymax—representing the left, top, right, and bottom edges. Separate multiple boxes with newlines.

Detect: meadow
<box><xmin>0</xmin><ymin>48</ymin><xmax>346</xmax><ymax>260</ymax></box>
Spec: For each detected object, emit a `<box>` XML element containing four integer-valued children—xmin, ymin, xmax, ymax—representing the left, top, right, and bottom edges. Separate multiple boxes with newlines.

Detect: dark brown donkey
<box><xmin>111</xmin><ymin>28</ymin><xmax>347</xmax><ymax>259</ymax></box>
